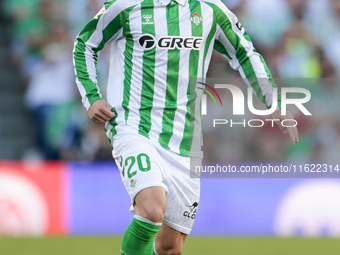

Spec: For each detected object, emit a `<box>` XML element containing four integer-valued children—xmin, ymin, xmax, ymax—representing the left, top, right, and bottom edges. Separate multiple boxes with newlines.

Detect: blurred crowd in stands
<box><xmin>3</xmin><ymin>0</ymin><xmax>340</xmax><ymax>163</ymax></box>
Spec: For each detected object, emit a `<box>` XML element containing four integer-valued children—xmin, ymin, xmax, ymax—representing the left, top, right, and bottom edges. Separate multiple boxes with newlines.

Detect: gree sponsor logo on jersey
<box><xmin>183</xmin><ymin>202</ymin><xmax>198</xmax><ymax>219</ymax></box>
<box><xmin>139</xmin><ymin>35</ymin><xmax>156</xmax><ymax>49</ymax></box>
<box><xmin>138</xmin><ymin>34</ymin><xmax>203</xmax><ymax>50</ymax></box>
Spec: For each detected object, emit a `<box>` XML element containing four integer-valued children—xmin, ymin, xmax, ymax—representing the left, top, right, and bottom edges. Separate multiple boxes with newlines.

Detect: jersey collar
<box><xmin>156</xmin><ymin>0</ymin><xmax>187</xmax><ymax>6</ymax></box>
<box><xmin>175</xmin><ymin>0</ymin><xmax>187</xmax><ymax>5</ymax></box>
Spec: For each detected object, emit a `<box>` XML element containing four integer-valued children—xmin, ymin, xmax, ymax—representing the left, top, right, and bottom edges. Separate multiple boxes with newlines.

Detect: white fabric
<box><xmin>112</xmin><ymin>133</ymin><xmax>201</xmax><ymax>235</ymax></box>
<box><xmin>134</xmin><ymin>215</ymin><xmax>163</xmax><ymax>226</ymax></box>
<box><xmin>154</xmin><ymin>243</ymin><xmax>159</xmax><ymax>255</ymax></box>
<box><xmin>76</xmin><ymin>0</ymin><xmax>278</xmax><ymax>156</ymax></box>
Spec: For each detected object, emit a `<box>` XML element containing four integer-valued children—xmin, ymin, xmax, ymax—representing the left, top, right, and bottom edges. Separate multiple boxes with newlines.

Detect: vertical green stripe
<box><xmin>74</xmin><ymin>3</ymin><xmax>135</xmax><ymax>106</ymax></box>
<box><xmin>122</xmin><ymin>13</ymin><xmax>134</xmax><ymax>122</ymax></box>
<box><xmin>104</xmin><ymin>0</ymin><xmax>117</xmax><ymax>9</ymax></box>
<box><xmin>243</xmin><ymin>30</ymin><xmax>252</xmax><ymax>42</ymax></box>
<box><xmin>259</xmin><ymin>55</ymin><xmax>281</xmax><ymax>109</ymax></box>
<box><xmin>108</xmin><ymin>107</ymin><xmax>119</xmax><ymax>136</ymax></box>
<box><xmin>214</xmin><ymin>40</ymin><xmax>232</xmax><ymax>59</ymax></box>
<box><xmin>202</xmin><ymin>9</ymin><xmax>217</xmax><ymax>78</ymax></box>
<box><xmin>105</xmin><ymin>128</ymin><xmax>113</xmax><ymax>150</ymax></box>
<box><xmin>95</xmin><ymin>10</ymin><xmax>132</xmax><ymax>51</ymax></box>
<box><xmin>74</xmin><ymin>17</ymin><xmax>102</xmax><ymax>105</ymax></box>
<box><xmin>158</xmin><ymin>3</ymin><xmax>181</xmax><ymax>149</ymax></box>
<box><xmin>179</xmin><ymin>1</ymin><xmax>203</xmax><ymax>155</ymax></box>
<box><xmin>138</xmin><ymin>0</ymin><xmax>156</xmax><ymax>137</ymax></box>
<box><xmin>205</xmin><ymin>2</ymin><xmax>276</xmax><ymax>107</ymax></box>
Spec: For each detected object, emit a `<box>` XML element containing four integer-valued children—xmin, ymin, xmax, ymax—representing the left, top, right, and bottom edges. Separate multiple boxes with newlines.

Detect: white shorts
<box><xmin>111</xmin><ymin>133</ymin><xmax>201</xmax><ymax>235</ymax></box>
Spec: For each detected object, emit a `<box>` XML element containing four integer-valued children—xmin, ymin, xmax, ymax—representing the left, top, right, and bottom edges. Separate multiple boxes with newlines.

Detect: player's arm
<box><xmin>73</xmin><ymin>1</ymin><xmax>124</xmax><ymax>124</ymax></box>
<box><xmin>211</xmin><ymin>2</ymin><xmax>298</xmax><ymax>145</ymax></box>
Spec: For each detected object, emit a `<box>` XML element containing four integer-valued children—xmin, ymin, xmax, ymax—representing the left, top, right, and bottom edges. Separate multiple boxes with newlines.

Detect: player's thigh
<box><xmin>134</xmin><ymin>186</ymin><xmax>167</xmax><ymax>222</ymax></box>
<box><xmin>112</xmin><ymin>134</ymin><xmax>168</xmax><ymax>213</ymax></box>
<box><xmin>155</xmin><ymin>222</ymin><xmax>187</xmax><ymax>254</ymax></box>
<box><xmin>162</xmin><ymin>153</ymin><xmax>201</xmax><ymax>235</ymax></box>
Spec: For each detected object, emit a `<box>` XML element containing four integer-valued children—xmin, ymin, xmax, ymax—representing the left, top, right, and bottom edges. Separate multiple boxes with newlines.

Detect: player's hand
<box><xmin>88</xmin><ymin>100</ymin><xmax>115</xmax><ymax>124</ymax></box>
<box><xmin>272</xmin><ymin>110</ymin><xmax>299</xmax><ymax>146</ymax></box>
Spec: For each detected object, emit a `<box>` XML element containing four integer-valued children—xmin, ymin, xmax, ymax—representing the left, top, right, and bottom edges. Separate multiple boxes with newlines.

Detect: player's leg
<box><xmin>121</xmin><ymin>186</ymin><xmax>166</xmax><ymax>255</ymax></box>
<box><xmin>153</xmin><ymin>223</ymin><xmax>187</xmax><ymax>255</ymax></box>
<box><xmin>152</xmin><ymin>149</ymin><xmax>202</xmax><ymax>255</ymax></box>
<box><xmin>134</xmin><ymin>186</ymin><xmax>167</xmax><ymax>222</ymax></box>
<box><xmin>111</xmin><ymin>134</ymin><xmax>169</xmax><ymax>255</ymax></box>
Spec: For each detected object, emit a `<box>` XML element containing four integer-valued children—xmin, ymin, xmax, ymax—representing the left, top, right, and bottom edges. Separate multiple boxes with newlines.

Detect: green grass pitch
<box><xmin>0</xmin><ymin>237</ymin><xmax>340</xmax><ymax>255</ymax></box>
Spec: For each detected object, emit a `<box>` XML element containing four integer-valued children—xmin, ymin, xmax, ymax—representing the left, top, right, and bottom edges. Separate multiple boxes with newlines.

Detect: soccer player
<box><xmin>73</xmin><ymin>0</ymin><xmax>299</xmax><ymax>254</ymax></box>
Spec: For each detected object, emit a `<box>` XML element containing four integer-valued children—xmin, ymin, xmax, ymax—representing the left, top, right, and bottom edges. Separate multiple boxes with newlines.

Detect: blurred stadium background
<box><xmin>0</xmin><ymin>0</ymin><xmax>340</xmax><ymax>254</ymax></box>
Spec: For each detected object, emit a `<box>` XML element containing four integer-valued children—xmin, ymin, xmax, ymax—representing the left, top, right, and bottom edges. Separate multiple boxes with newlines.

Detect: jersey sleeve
<box><xmin>73</xmin><ymin>0</ymin><xmax>127</xmax><ymax>110</ymax></box>
<box><xmin>212</xmin><ymin>2</ymin><xmax>281</xmax><ymax>109</ymax></box>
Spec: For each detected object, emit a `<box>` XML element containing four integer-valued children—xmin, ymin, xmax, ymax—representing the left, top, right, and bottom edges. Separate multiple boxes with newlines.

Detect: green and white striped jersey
<box><xmin>73</xmin><ymin>0</ymin><xmax>279</xmax><ymax>157</ymax></box>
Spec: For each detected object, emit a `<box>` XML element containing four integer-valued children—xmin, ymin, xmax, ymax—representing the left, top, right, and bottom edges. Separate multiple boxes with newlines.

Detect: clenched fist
<box><xmin>88</xmin><ymin>100</ymin><xmax>115</xmax><ymax>124</ymax></box>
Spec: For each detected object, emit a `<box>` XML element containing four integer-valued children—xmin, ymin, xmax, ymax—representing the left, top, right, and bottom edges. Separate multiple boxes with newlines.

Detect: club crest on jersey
<box><xmin>190</xmin><ymin>12</ymin><xmax>203</xmax><ymax>26</ymax></box>
<box><xmin>142</xmin><ymin>14</ymin><xmax>154</xmax><ymax>25</ymax></box>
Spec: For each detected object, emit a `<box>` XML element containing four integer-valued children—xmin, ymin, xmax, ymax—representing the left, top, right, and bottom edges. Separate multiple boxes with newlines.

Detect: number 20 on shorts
<box><xmin>119</xmin><ymin>153</ymin><xmax>151</xmax><ymax>178</ymax></box>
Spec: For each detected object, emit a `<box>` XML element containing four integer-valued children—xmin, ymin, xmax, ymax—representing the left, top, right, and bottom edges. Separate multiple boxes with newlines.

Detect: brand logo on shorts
<box><xmin>183</xmin><ymin>202</ymin><xmax>198</xmax><ymax>219</ymax></box>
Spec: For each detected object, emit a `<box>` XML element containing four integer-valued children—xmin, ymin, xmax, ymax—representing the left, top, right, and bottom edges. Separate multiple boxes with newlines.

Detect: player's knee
<box><xmin>157</xmin><ymin>244</ymin><xmax>183</xmax><ymax>255</ymax></box>
<box><xmin>156</xmin><ymin>236</ymin><xmax>184</xmax><ymax>255</ymax></box>
<box><xmin>143</xmin><ymin>206</ymin><xmax>164</xmax><ymax>223</ymax></box>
